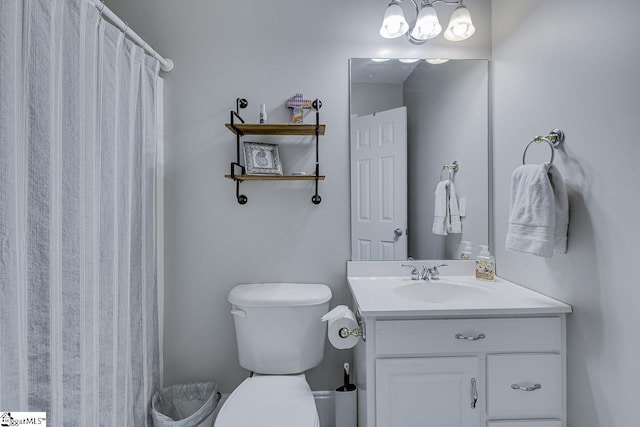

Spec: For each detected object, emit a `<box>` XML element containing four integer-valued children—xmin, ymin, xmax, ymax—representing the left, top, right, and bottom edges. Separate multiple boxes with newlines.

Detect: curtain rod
<box><xmin>90</xmin><ymin>0</ymin><xmax>174</xmax><ymax>72</ymax></box>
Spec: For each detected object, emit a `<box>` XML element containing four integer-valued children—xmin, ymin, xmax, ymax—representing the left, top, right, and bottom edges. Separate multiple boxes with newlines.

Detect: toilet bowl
<box><xmin>214</xmin><ymin>283</ymin><xmax>332</xmax><ymax>427</ymax></box>
<box><xmin>214</xmin><ymin>374</ymin><xmax>319</xmax><ymax>427</ymax></box>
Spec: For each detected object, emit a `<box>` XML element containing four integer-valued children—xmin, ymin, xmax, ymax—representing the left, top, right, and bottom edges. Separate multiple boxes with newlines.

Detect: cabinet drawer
<box><xmin>487</xmin><ymin>422</ymin><xmax>562</xmax><ymax>427</ymax></box>
<box><xmin>487</xmin><ymin>354</ymin><xmax>562</xmax><ymax>418</ymax></box>
<box><xmin>375</xmin><ymin>317</ymin><xmax>562</xmax><ymax>355</ymax></box>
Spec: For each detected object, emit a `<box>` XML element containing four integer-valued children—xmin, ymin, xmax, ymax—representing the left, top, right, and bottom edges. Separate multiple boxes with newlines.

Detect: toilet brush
<box><xmin>335</xmin><ymin>363</ymin><xmax>357</xmax><ymax>427</ymax></box>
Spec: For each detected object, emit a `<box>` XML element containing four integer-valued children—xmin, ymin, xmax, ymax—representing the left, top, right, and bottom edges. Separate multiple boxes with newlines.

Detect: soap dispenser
<box><xmin>460</xmin><ymin>241</ymin><xmax>473</xmax><ymax>260</ymax></box>
<box><xmin>475</xmin><ymin>245</ymin><xmax>495</xmax><ymax>281</ymax></box>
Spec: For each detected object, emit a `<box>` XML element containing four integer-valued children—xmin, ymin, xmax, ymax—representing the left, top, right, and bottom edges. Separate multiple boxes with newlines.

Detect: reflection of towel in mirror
<box><xmin>432</xmin><ymin>180</ymin><xmax>462</xmax><ymax>236</ymax></box>
<box><xmin>506</xmin><ymin>163</ymin><xmax>568</xmax><ymax>257</ymax></box>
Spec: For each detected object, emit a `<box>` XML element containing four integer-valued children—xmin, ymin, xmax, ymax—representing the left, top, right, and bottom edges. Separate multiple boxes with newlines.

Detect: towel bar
<box><xmin>522</xmin><ymin>129</ymin><xmax>565</xmax><ymax>165</ymax></box>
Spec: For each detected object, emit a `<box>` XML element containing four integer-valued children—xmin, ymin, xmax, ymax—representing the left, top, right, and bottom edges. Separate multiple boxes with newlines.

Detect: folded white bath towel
<box><xmin>447</xmin><ymin>180</ymin><xmax>462</xmax><ymax>234</ymax></box>
<box><xmin>506</xmin><ymin>163</ymin><xmax>568</xmax><ymax>257</ymax></box>
<box><xmin>432</xmin><ymin>180</ymin><xmax>462</xmax><ymax>236</ymax></box>
<box><xmin>549</xmin><ymin>165</ymin><xmax>569</xmax><ymax>254</ymax></box>
<box><xmin>432</xmin><ymin>181</ymin><xmax>448</xmax><ymax>236</ymax></box>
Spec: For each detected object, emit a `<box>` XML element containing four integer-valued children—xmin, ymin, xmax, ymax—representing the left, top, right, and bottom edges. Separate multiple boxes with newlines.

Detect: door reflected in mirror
<box><xmin>350</xmin><ymin>58</ymin><xmax>489</xmax><ymax>261</ymax></box>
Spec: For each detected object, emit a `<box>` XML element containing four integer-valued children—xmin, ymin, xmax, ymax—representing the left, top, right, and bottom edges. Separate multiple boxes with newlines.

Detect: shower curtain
<box><xmin>0</xmin><ymin>0</ymin><xmax>160</xmax><ymax>425</ymax></box>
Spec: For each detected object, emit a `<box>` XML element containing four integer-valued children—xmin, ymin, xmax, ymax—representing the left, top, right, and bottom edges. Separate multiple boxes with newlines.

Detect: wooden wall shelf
<box><xmin>225</xmin><ymin>123</ymin><xmax>325</xmax><ymax>136</ymax></box>
<box><xmin>226</xmin><ymin>98</ymin><xmax>325</xmax><ymax>205</ymax></box>
<box><xmin>224</xmin><ymin>174</ymin><xmax>326</xmax><ymax>181</ymax></box>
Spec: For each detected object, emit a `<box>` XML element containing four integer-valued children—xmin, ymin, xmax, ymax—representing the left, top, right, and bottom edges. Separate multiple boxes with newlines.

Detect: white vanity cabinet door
<box><xmin>487</xmin><ymin>354</ymin><xmax>562</xmax><ymax>419</ymax></box>
<box><xmin>376</xmin><ymin>357</ymin><xmax>481</xmax><ymax>427</ymax></box>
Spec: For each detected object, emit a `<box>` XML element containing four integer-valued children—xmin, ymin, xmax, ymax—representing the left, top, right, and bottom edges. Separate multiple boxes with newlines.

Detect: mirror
<box><xmin>349</xmin><ymin>58</ymin><xmax>489</xmax><ymax>261</ymax></box>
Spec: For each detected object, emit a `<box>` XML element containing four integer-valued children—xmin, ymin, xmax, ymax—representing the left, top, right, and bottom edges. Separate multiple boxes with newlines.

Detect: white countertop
<box><xmin>347</xmin><ymin>262</ymin><xmax>572</xmax><ymax>317</ymax></box>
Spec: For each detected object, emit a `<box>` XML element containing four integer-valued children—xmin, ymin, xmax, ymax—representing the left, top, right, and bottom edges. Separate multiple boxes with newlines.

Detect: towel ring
<box><xmin>440</xmin><ymin>167</ymin><xmax>452</xmax><ymax>181</ymax></box>
<box><xmin>440</xmin><ymin>161</ymin><xmax>459</xmax><ymax>181</ymax></box>
<box><xmin>522</xmin><ymin>129</ymin><xmax>565</xmax><ymax>165</ymax></box>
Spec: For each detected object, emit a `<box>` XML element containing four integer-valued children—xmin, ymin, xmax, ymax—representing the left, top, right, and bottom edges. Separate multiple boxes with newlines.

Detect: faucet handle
<box><xmin>401</xmin><ymin>264</ymin><xmax>420</xmax><ymax>280</ymax></box>
<box><xmin>429</xmin><ymin>264</ymin><xmax>448</xmax><ymax>280</ymax></box>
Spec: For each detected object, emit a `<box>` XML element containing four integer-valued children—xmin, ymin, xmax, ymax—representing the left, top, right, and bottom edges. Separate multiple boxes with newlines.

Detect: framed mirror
<box><xmin>349</xmin><ymin>58</ymin><xmax>490</xmax><ymax>261</ymax></box>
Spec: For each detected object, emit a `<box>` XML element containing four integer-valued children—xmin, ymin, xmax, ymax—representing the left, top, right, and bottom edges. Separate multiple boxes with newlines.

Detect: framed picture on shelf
<box><xmin>243</xmin><ymin>142</ymin><xmax>283</xmax><ymax>175</ymax></box>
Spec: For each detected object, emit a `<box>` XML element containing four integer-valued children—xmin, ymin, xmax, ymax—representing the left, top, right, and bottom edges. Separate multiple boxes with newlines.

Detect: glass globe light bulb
<box><xmin>444</xmin><ymin>4</ymin><xmax>475</xmax><ymax>41</ymax></box>
<box><xmin>410</xmin><ymin>4</ymin><xmax>442</xmax><ymax>41</ymax></box>
<box><xmin>379</xmin><ymin>2</ymin><xmax>409</xmax><ymax>39</ymax></box>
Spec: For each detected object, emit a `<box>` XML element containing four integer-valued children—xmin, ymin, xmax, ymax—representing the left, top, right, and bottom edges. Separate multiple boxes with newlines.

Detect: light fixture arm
<box><xmin>401</xmin><ymin>0</ymin><xmax>427</xmax><ymax>45</ymax></box>
<box><xmin>429</xmin><ymin>0</ymin><xmax>464</xmax><ymax>6</ymax></box>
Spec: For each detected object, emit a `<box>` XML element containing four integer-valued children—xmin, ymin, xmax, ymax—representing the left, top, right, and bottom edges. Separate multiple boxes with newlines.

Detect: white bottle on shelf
<box><xmin>259</xmin><ymin>104</ymin><xmax>267</xmax><ymax>124</ymax></box>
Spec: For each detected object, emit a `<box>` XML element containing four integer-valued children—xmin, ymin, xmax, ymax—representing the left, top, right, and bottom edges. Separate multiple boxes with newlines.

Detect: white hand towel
<box><xmin>447</xmin><ymin>180</ymin><xmax>462</xmax><ymax>234</ymax></box>
<box><xmin>432</xmin><ymin>181</ymin><xmax>448</xmax><ymax>235</ymax></box>
<box><xmin>548</xmin><ymin>164</ymin><xmax>569</xmax><ymax>254</ymax></box>
<box><xmin>506</xmin><ymin>163</ymin><xmax>568</xmax><ymax>257</ymax></box>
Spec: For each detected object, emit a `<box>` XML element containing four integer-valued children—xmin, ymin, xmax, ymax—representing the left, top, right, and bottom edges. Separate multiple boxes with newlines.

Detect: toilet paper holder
<box><xmin>339</xmin><ymin>312</ymin><xmax>366</xmax><ymax>341</ymax></box>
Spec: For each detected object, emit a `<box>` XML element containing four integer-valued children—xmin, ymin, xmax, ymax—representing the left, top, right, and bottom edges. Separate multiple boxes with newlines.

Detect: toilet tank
<box><xmin>228</xmin><ymin>283</ymin><xmax>332</xmax><ymax>374</ymax></box>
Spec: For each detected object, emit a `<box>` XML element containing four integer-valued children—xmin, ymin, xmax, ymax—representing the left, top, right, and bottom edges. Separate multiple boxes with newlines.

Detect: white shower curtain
<box><xmin>0</xmin><ymin>0</ymin><xmax>160</xmax><ymax>425</ymax></box>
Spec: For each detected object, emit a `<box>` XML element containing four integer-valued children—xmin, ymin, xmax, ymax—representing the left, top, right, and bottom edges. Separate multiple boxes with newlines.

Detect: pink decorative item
<box><xmin>286</xmin><ymin>93</ymin><xmax>313</xmax><ymax>124</ymax></box>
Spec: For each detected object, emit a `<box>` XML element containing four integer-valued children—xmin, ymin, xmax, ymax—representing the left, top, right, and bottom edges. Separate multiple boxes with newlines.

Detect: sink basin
<box><xmin>394</xmin><ymin>280</ymin><xmax>492</xmax><ymax>304</ymax></box>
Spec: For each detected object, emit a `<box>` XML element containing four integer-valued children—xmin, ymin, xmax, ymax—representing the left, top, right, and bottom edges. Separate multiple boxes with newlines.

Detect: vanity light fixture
<box><xmin>379</xmin><ymin>0</ymin><xmax>475</xmax><ymax>44</ymax></box>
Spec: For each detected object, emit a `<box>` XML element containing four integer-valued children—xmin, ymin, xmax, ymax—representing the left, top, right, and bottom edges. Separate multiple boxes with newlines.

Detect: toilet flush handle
<box><xmin>230</xmin><ymin>309</ymin><xmax>246</xmax><ymax>318</ymax></box>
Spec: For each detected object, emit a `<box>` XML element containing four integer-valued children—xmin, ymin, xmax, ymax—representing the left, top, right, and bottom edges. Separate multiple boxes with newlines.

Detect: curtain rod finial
<box><xmin>160</xmin><ymin>58</ymin><xmax>174</xmax><ymax>73</ymax></box>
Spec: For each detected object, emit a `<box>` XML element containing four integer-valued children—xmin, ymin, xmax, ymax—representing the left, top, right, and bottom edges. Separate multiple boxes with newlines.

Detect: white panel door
<box><xmin>376</xmin><ymin>357</ymin><xmax>481</xmax><ymax>427</ymax></box>
<box><xmin>350</xmin><ymin>107</ymin><xmax>407</xmax><ymax>260</ymax></box>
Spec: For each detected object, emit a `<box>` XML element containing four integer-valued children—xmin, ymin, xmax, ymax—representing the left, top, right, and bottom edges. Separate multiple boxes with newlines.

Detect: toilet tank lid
<box><xmin>228</xmin><ymin>283</ymin><xmax>332</xmax><ymax>307</ymax></box>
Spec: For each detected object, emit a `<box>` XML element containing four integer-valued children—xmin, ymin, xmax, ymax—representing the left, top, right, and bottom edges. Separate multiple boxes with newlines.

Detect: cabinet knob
<box><xmin>511</xmin><ymin>383</ymin><xmax>542</xmax><ymax>392</ymax></box>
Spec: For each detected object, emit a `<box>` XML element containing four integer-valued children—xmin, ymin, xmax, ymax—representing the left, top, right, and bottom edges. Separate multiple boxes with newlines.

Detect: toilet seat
<box><xmin>214</xmin><ymin>374</ymin><xmax>319</xmax><ymax>427</ymax></box>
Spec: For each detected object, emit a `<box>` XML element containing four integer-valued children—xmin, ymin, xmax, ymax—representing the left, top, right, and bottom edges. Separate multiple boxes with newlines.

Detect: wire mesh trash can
<box><xmin>152</xmin><ymin>382</ymin><xmax>221</xmax><ymax>427</ymax></box>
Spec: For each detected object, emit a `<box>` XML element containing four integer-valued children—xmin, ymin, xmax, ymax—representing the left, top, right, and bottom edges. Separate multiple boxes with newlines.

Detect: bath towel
<box><xmin>432</xmin><ymin>180</ymin><xmax>462</xmax><ymax>236</ymax></box>
<box><xmin>447</xmin><ymin>180</ymin><xmax>462</xmax><ymax>234</ymax></box>
<box><xmin>549</xmin><ymin>165</ymin><xmax>569</xmax><ymax>254</ymax></box>
<box><xmin>506</xmin><ymin>163</ymin><xmax>568</xmax><ymax>257</ymax></box>
<box><xmin>432</xmin><ymin>181</ymin><xmax>448</xmax><ymax>235</ymax></box>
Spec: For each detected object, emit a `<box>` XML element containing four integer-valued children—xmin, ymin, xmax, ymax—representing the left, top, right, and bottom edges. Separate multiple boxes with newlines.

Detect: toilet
<box><xmin>214</xmin><ymin>282</ymin><xmax>332</xmax><ymax>427</ymax></box>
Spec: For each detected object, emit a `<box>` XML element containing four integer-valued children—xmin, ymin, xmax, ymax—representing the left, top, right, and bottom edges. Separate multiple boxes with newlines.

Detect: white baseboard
<box><xmin>213</xmin><ymin>391</ymin><xmax>336</xmax><ymax>427</ymax></box>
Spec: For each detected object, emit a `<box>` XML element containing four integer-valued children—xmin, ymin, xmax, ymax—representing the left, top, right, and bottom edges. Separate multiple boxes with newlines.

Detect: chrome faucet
<box><xmin>402</xmin><ymin>263</ymin><xmax>448</xmax><ymax>281</ymax></box>
<box><xmin>426</xmin><ymin>264</ymin><xmax>447</xmax><ymax>280</ymax></box>
<box><xmin>401</xmin><ymin>264</ymin><xmax>422</xmax><ymax>280</ymax></box>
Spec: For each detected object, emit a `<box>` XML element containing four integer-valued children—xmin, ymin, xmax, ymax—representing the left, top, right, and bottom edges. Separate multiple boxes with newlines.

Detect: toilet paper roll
<box><xmin>322</xmin><ymin>305</ymin><xmax>360</xmax><ymax>350</ymax></box>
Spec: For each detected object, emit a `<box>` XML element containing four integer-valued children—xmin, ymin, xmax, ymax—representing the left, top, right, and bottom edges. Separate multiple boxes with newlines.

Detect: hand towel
<box><xmin>447</xmin><ymin>180</ymin><xmax>462</xmax><ymax>234</ymax></box>
<box><xmin>432</xmin><ymin>180</ymin><xmax>462</xmax><ymax>235</ymax></box>
<box><xmin>432</xmin><ymin>181</ymin><xmax>448</xmax><ymax>235</ymax></box>
<box><xmin>506</xmin><ymin>163</ymin><xmax>568</xmax><ymax>257</ymax></box>
<box><xmin>548</xmin><ymin>164</ymin><xmax>569</xmax><ymax>254</ymax></box>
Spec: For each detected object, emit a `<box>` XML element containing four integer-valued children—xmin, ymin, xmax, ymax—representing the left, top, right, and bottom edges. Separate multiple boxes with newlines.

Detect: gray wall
<box><xmin>350</xmin><ymin>82</ymin><xmax>404</xmax><ymax>116</ymax></box>
<box><xmin>105</xmin><ymin>0</ymin><xmax>492</xmax><ymax>393</ymax></box>
<box><xmin>404</xmin><ymin>60</ymin><xmax>489</xmax><ymax>259</ymax></box>
<box><xmin>98</xmin><ymin>1</ymin><xmax>640</xmax><ymax>424</ymax></box>
<box><xmin>492</xmin><ymin>1</ymin><xmax>640</xmax><ymax>425</ymax></box>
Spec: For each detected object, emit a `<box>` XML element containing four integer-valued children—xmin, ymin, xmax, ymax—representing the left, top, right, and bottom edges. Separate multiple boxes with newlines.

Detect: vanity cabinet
<box><xmin>354</xmin><ymin>315</ymin><xmax>567</xmax><ymax>427</ymax></box>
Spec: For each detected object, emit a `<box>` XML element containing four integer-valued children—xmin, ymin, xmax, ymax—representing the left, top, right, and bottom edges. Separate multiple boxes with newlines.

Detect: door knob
<box><xmin>394</xmin><ymin>228</ymin><xmax>403</xmax><ymax>237</ymax></box>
